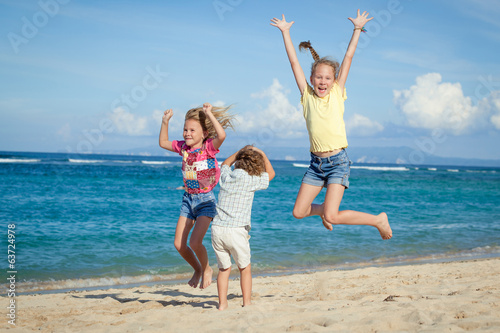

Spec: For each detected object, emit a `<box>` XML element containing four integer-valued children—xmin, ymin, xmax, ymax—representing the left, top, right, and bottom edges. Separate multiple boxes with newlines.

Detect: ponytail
<box><xmin>299</xmin><ymin>41</ymin><xmax>320</xmax><ymax>61</ymax></box>
<box><xmin>299</xmin><ymin>40</ymin><xmax>340</xmax><ymax>79</ymax></box>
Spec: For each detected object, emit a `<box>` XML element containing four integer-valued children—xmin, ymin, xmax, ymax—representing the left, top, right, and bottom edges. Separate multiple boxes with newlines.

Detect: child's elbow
<box><xmin>218</xmin><ymin>133</ymin><xmax>226</xmax><ymax>143</ymax></box>
<box><xmin>159</xmin><ymin>140</ymin><xmax>171</xmax><ymax>151</ymax></box>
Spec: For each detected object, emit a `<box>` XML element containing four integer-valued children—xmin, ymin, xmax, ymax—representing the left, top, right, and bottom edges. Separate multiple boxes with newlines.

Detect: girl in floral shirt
<box><xmin>159</xmin><ymin>102</ymin><xmax>234</xmax><ymax>289</ymax></box>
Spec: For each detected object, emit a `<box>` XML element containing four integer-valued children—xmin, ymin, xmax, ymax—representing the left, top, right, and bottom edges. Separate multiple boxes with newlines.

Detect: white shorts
<box><xmin>211</xmin><ymin>225</ymin><xmax>251</xmax><ymax>270</ymax></box>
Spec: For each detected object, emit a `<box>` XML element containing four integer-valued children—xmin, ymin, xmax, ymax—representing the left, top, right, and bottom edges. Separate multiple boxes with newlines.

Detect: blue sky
<box><xmin>1</xmin><ymin>0</ymin><xmax>500</xmax><ymax>161</ymax></box>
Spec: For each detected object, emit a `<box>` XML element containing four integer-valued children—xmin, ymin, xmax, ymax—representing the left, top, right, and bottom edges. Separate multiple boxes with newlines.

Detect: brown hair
<box><xmin>299</xmin><ymin>41</ymin><xmax>340</xmax><ymax>79</ymax></box>
<box><xmin>234</xmin><ymin>145</ymin><xmax>266</xmax><ymax>176</ymax></box>
<box><xmin>185</xmin><ymin>105</ymin><xmax>235</xmax><ymax>139</ymax></box>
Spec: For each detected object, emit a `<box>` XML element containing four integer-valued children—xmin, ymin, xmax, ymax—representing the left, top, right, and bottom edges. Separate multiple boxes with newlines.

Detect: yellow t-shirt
<box><xmin>301</xmin><ymin>83</ymin><xmax>348</xmax><ymax>152</ymax></box>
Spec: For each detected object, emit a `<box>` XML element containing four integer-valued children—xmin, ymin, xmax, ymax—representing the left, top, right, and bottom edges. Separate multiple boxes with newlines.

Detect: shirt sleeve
<box><xmin>171</xmin><ymin>140</ymin><xmax>185</xmax><ymax>155</ymax></box>
<box><xmin>249</xmin><ymin>172</ymin><xmax>269</xmax><ymax>191</ymax></box>
<box><xmin>333</xmin><ymin>83</ymin><xmax>347</xmax><ymax>101</ymax></box>
<box><xmin>219</xmin><ymin>164</ymin><xmax>231</xmax><ymax>184</ymax></box>
<box><xmin>300</xmin><ymin>84</ymin><xmax>313</xmax><ymax>107</ymax></box>
<box><xmin>204</xmin><ymin>138</ymin><xmax>220</xmax><ymax>158</ymax></box>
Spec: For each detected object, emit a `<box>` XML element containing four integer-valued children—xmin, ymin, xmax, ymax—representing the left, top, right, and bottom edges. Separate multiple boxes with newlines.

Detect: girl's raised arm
<box><xmin>270</xmin><ymin>14</ymin><xmax>307</xmax><ymax>95</ymax></box>
<box><xmin>159</xmin><ymin>109</ymin><xmax>175</xmax><ymax>152</ymax></box>
<box><xmin>337</xmin><ymin>9</ymin><xmax>373</xmax><ymax>92</ymax></box>
<box><xmin>203</xmin><ymin>103</ymin><xmax>226</xmax><ymax>150</ymax></box>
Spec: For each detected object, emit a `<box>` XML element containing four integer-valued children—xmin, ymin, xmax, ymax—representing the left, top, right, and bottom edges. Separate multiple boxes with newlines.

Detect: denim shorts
<box><xmin>302</xmin><ymin>149</ymin><xmax>352</xmax><ymax>188</ymax></box>
<box><xmin>180</xmin><ymin>191</ymin><xmax>217</xmax><ymax>220</ymax></box>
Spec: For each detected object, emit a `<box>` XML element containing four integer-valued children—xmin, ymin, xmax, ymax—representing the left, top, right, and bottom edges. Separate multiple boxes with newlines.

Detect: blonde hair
<box><xmin>299</xmin><ymin>41</ymin><xmax>340</xmax><ymax>80</ymax></box>
<box><xmin>234</xmin><ymin>145</ymin><xmax>266</xmax><ymax>176</ymax></box>
<box><xmin>185</xmin><ymin>105</ymin><xmax>235</xmax><ymax>139</ymax></box>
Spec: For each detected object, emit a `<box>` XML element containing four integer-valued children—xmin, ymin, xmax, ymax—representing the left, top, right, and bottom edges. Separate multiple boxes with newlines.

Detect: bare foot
<box><xmin>200</xmin><ymin>266</ymin><xmax>213</xmax><ymax>289</ymax></box>
<box><xmin>321</xmin><ymin>215</ymin><xmax>333</xmax><ymax>231</ymax></box>
<box><xmin>376</xmin><ymin>212</ymin><xmax>392</xmax><ymax>240</ymax></box>
<box><xmin>218</xmin><ymin>302</ymin><xmax>228</xmax><ymax>311</ymax></box>
<box><xmin>188</xmin><ymin>271</ymin><xmax>201</xmax><ymax>288</ymax></box>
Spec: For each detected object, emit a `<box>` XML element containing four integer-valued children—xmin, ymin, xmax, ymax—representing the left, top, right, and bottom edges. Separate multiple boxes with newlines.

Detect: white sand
<box><xmin>2</xmin><ymin>258</ymin><xmax>500</xmax><ymax>332</ymax></box>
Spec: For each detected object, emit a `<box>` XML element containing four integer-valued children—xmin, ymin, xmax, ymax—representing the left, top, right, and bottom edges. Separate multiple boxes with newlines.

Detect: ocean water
<box><xmin>1</xmin><ymin>151</ymin><xmax>499</xmax><ymax>293</ymax></box>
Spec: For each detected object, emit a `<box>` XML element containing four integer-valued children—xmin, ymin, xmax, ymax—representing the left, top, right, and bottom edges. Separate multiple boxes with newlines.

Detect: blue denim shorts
<box><xmin>180</xmin><ymin>191</ymin><xmax>217</xmax><ymax>220</ymax></box>
<box><xmin>302</xmin><ymin>149</ymin><xmax>352</xmax><ymax>188</ymax></box>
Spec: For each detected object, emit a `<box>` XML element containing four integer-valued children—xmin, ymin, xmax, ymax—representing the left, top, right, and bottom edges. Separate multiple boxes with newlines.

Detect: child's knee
<box><xmin>174</xmin><ymin>240</ymin><xmax>186</xmax><ymax>252</ymax></box>
<box><xmin>324</xmin><ymin>212</ymin><xmax>339</xmax><ymax>225</ymax></box>
<box><xmin>189</xmin><ymin>238</ymin><xmax>204</xmax><ymax>252</ymax></box>
<box><xmin>292</xmin><ymin>208</ymin><xmax>306</xmax><ymax>219</ymax></box>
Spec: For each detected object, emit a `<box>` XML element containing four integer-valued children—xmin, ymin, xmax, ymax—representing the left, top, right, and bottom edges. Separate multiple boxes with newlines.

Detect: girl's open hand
<box><xmin>202</xmin><ymin>102</ymin><xmax>212</xmax><ymax>114</ymax></box>
<box><xmin>270</xmin><ymin>14</ymin><xmax>294</xmax><ymax>32</ymax></box>
<box><xmin>348</xmin><ymin>9</ymin><xmax>373</xmax><ymax>29</ymax></box>
<box><xmin>162</xmin><ymin>109</ymin><xmax>173</xmax><ymax>124</ymax></box>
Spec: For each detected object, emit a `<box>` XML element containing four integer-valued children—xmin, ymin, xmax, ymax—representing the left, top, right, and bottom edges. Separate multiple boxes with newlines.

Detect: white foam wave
<box><xmin>16</xmin><ymin>273</ymin><xmax>191</xmax><ymax>294</ymax></box>
<box><xmin>141</xmin><ymin>161</ymin><xmax>171</xmax><ymax>165</ymax></box>
<box><xmin>447</xmin><ymin>169</ymin><xmax>459</xmax><ymax>172</ymax></box>
<box><xmin>68</xmin><ymin>159</ymin><xmax>103</xmax><ymax>164</ymax></box>
<box><xmin>0</xmin><ymin>158</ymin><xmax>40</xmax><ymax>163</ymax></box>
<box><xmin>15</xmin><ymin>245</ymin><xmax>500</xmax><ymax>294</ymax></box>
<box><xmin>351</xmin><ymin>166</ymin><xmax>409</xmax><ymax>171</ymax></box>
<box><xmin>292</xmin><ymin>163</ymin><xmax>309</xmax><ymax>168</ymax></box>
<box><xmin>465</xmin><ymin>169</ymin><xmax>495</xmax><ymax>174</ymax></box>
<box><xmin>428</xmin><ymin>168</ymin><xmax>437</xmax><ymax>171</ymax></box>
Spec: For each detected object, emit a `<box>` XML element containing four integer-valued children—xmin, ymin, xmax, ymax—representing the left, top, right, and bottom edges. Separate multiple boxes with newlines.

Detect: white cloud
<box><xmin>484</xmin><ymin>91</ymin><xmax>500</xmax><ymax>130</ymax></box>
<box><xmin>393</xmin><ymin>73</ymin><xmax>482</xmax><ymax>134</ymax></box>
<box><xmin>109</xmin><ymin>107</ymin><xmax>162</xmax><ymax>136</ymax></box>
<box><xmin>241</xmin><ymin>79</ymin><xmax>304</xmax><ymax>138</ymax></box>
<box><xmin>346</xmin><ymin>114</ymin><xmax>384</xmax><ymax>136</ymax></box>
<box><xmin>212</xmin><ymin>100</ymin><xmax>226</xmax><ymax>107</ymax></box>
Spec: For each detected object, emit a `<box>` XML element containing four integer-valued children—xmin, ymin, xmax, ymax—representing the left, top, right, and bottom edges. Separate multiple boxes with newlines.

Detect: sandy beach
<box><xmin>3</xmin><ymin>258</ymin><xmax>499</xmax><ymax>332</ymax></box>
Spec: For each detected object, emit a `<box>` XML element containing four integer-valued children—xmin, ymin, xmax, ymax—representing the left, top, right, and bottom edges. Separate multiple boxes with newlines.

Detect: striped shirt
<box><xmin>212</xmin><ymin>165</ymin><xmax>269</xmax><ymax>228</ymax></box>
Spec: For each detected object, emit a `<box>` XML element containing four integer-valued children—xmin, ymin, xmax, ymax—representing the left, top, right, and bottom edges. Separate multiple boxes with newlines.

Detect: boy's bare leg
<box><xmin>174</xmin><ymin>216</ymin><xmax>202</xmax><ymax>288</ymax></box>
<box><xmin>190</xmin><ymin>216</ymin><xmax>213</xmax><ymax>289</ymax></box>
<box><xmin>217</xmin><ymin>267</ymin><xmax>231</xmax><ymax>310</ymax></box>
<box><xmin>239</xmin><ymin>264</ymin><xmax>252</xmax><ymax>307</ymax></box>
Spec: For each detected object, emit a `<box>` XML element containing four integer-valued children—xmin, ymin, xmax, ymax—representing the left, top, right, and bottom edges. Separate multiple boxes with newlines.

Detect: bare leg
<box><xmin>217</xmin><ymin>267</ymin><xmax>231</xmax><ymax>311</ymax></box>
<box><xmin>174</xmin><ymin>216</ymin><xmax>202</xmax><ymax>288</ymax></box>
<box><xmin>292</xmin><ymin>182</ymin><xmax>392</xmax><ymax>239</ymax></box>
<box><xmin>323</xmin><ymin>184</ymin><xmax>393</xmax><ymax>239</ymax></box>
<box><xmin>190</xmin><ymin>216</ymin><xmax>213</xmax><ymax>289</ymax></box>
<box><xmin>239</xmin><ymin>264</ymin><xmax>252</xmax><ymax>307</ymax></box>
<box><xmin>292</xmin><ymin>183</ymin><xmax>332</xmax><ymax>230</ymax></box>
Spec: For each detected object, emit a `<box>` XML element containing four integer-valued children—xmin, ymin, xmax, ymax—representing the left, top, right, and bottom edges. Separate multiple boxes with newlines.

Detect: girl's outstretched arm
<box><xmin>159</xmin><ymin>109</ymin><xmax>175</xmax><ymax>152</ymax></box>
<box><xmin>270</xmin><ymin>14</ymin><xmax>307</xmax><ymax>95</ymax></box>
<box><xmin>203</xmin><ymin>103</ymin><xmax>226</xmax><ymax>150</ymax></box>
<box><xmin>337</xmin><ymin>9</ymin><xmax>373</xmax><ymax>92</ymax></box>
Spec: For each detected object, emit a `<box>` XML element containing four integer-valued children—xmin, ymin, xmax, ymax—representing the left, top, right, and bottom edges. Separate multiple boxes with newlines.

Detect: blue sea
<box><xmin>1</xmin><ymin>151</ymin><xmax>499</xmax><ymax>293</ymax></box>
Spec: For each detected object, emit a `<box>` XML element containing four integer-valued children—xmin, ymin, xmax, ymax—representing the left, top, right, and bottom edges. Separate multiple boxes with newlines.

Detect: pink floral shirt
<box><xmin>171</xmin><ymin>138</ymin><xmax>220</xmax><ymax>194</ymax></box>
